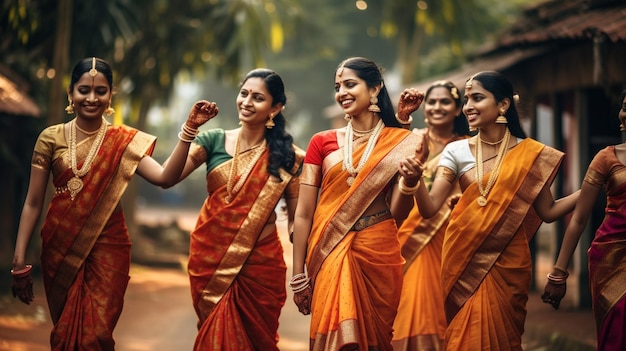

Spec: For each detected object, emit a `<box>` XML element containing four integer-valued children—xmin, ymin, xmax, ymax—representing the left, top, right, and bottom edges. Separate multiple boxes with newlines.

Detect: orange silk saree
<box><xmin>305</xmin><ymin>127</ymin><xmax>422</xmax><ymax>351</ymax></box>
<box><xmin>441</xmin><ymin>139</ymin><xmax>563</xmax><ymax>351</ymax></box>
<box><xmin>38</xmin><ymin>125</ymin><xmax>155</xmax><ymax>351</ymax></box>
<box><xmin>189</xmin><ymin>146</ymin><xmax>303</xmax><ymax>351</ymax></box>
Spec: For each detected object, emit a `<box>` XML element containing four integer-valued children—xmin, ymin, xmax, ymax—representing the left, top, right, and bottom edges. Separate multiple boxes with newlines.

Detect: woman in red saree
<box><xmin>392</xmin><ymin>81</ymin><xmax>470</xmax><ymax>351</ymax></box>
<box><xmin>10</xmin><ymin>57</ymin><xmax>216</xmax><ymax>351</ymax></box>
<box><xmin>404</xmin><ymin>71</ymin><xmax>579</xmax><ymax>350</ymax></box>
<box><xmin>176</xmin><ymin>69</ymin><xmax>304</xmax><ymax>350</ymax></box>
<box><xmin>543</xmin><ymin>87</ymin><xmax>626</xmax><ymax>350</ymax></box>
<box><xmin>291</xmin><ymin>57</ymin><xmax>428</xmax><ymax>350</ymax></box>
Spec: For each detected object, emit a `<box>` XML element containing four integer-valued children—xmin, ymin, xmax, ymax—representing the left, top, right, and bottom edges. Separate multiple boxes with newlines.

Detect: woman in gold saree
<box><xmin>291</xmin><ymin>57</ymin><xmax>428</xmax><ymax>351</ymax></box>
<box><xmin>543</xmin><ymin>87</ymin><xmax>626</xmax><ymax>350</ymax></box>
<box><xmin>176</xmin><ymin>69</ymin><xmax>304</xmax><ymax>350</ymax></box>
<box><xmin>10</xmin><ymin>57</ymin><xmax>216</xmax><ymax>351</ymax></box>
<box><xmin>404</xmin><ymin>71</ymin><xmax>579</xmax><ymax>350</ymax></box>
<box><xmin>392</xmin><ymin>81</ymin><xmax>469</xmax><ymax>351</ymax></box>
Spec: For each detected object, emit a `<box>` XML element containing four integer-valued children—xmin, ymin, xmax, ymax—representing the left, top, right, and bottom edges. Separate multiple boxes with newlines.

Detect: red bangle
<box><xmin>11</xmin><ymin>264</ymin><xmax>32</xmax><ymax>277</ymax></box>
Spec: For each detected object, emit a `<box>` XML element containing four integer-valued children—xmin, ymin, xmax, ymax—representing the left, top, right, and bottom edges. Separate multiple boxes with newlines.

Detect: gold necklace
<box><xmin>479</xmin><ymin>135</ymin><xmax>505</xmax><ymax>146</ymax></box>
<box><xmin>225</xmin><ymin>135</ymin><xmax>267</xmax><ymax>203</ymax></box>
<box><xmin>67</xmin><ymin>117</ymin><xmax>108</xmax><ymax>200</ymax></box>
<box><xmin>75</xmin><ymin>122</ymin><xmax>100</xmax><ymax>136</ymax></box>
<box><xmin>428</xmin><ymin>130</ymin><xmax>456</xmax><ymax>145</ymax></box>
<box><xmin>343</xmin><ymin>119</ymin><xmax>384</xmax><ymax>186</ymax></box>
<box><xmin>475</xmin><ymin>129</ymin><xmax>511</xmax><ymax>206</ymax></box>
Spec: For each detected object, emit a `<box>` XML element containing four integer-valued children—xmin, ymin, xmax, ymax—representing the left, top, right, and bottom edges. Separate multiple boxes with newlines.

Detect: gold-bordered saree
<box><xmin>36</xmin><ymin>124</ymin><xmax>155</xmax><ymax>351</ymax></box>
<box><xmin>305</xmin><ymin>127</ymin><xmax>423</xmax><ymax>351</ymax></box>
<box><xmin>441</xmin><ymin>138</ymin><xmax>563</xmax><ymax>351</ymax></box>
<box><xmin>188</xmin><ymin>146</ymin><xmax>304</xmax><ymax>351</ymax></box>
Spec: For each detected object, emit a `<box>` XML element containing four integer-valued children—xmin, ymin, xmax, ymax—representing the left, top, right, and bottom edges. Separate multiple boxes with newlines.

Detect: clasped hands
<box><xmin>399</xmin><ymin>130</ymin><xmax>430</xmax><ymax>186</ymax></box>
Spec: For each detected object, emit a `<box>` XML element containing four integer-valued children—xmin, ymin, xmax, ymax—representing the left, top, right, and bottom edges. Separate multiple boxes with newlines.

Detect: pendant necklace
<box><xmin>343</xmin><ymin>118</ymin><xmax>384</xmax><ymax>186</ymax></box>
<box><xmin>67</xmin><ymin>117</ymin><xmax>108</xmax><ymax>200</ymax></box>
<box><xmin>225</xmin><ymin>134</ymin><xmax>267</xmax><ymax>203</ymax></box>
<box><xmin>475</xmin><ymin>128</ymin><xmax>511</xmax><ymax>206</ymax></box>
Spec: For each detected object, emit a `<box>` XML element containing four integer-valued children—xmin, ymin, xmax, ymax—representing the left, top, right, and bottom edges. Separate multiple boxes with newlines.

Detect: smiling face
<box><xmin>334</xmin><ymin>67</ymin><xmax>378</xmax><ymax>117</ymax></box>
<box><xmin>463</xmin><ymin>81</ymin><xmax>508</xmax><ymax>130</ymax></box>
<box><xmin>424</xmin><ymin>86</ymin><xmax>461</xmax><ymax>128</ymax></box>
<box><xmin>68</xmin><ymin>72</ymin><xmax>112</xmax><ymax>120</ymax></box>
<box><xmin>236</xmin><ymin>77</ymin><xmax>281</xmax><ymax>126</ymax></box>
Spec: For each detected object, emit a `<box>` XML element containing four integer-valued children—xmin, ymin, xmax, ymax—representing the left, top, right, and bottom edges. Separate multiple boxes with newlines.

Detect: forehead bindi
<box><xmin>76</xmin><ymin>72</ymin><xmax>109</xmax><ymax>89</ymax></box>
<box><xmin>335</xmin><ymin>67</ymin><xmax>359</xmax><ymax>83</ymax></box>
<box><xmin>241</xmin><ymin>77</ymin><xmax>269</xmax><ymax>95</ymax></box>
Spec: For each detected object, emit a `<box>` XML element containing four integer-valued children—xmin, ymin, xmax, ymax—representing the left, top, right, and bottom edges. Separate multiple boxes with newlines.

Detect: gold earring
<box><xmin>65</xmin><ymin>96</ymin><xmax>74</xmax><ymax>114</ymax></box>
<box><xmin>495</xmin><ymin>108</ymin><xmax>508</xmax><ymax>124</ymax></box>
<box><xmin>368</xmin><ymin>96</ymin><xmax>380</xmax><ymax>113</ymax></box>
<box><xmin>105</xmin><ymin>102</ymin><xmax>115</xmax><ymax>116</ymax></box>
<box><xmin>265</xmin><ymin>113</ymin><xmax>275</xmax><ymax>129</ymax></box>
<box><xmin>620</xmin><ymin>123</ymin><xmax>625</xmax><ymax>132</ymax></box>
<box><xmin>344</xmin><ymin>114</ymin><xmax>351</xmax><ymax>121</ymax></box>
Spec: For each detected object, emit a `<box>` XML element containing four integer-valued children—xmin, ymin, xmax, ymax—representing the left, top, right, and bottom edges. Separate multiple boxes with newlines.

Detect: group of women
<box><xmin>9</xmin><ymin>55</ymin><xmax>626</xmax><ymax>351</ymax></box>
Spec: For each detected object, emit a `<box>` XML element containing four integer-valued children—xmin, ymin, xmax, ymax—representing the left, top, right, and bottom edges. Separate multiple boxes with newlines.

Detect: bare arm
<box><xmin>12</xmin><ymin>167</ymin><xmax>49</xmax><ymax>270</ymax></box>
<box><xmin>136</xmin><ymin>100</ymin><xmax>218</xmax><ymax>188</ymax></box>
<box><xmin>292</xmin><ymin>185</ymin><xmax>319</xmax><ymax>276</ymax></box>
<box><xmin>284</xmin><ymin>196</ymin><xmax>298</xmax><ymax>238</ymax></box>
<box><xmin>533</xmin><ymin>183</ymin><xmax>580</xmax><ymax>223</ymax></box>
<box><xmin>553</xmin><ymin>182</ymin><xmax>599</xmax><ymax>271</ymax></box>
<box><xmin>413</xmin><ymin>173</ymin><xmax>454</xmax><ymax>218</ymax></box>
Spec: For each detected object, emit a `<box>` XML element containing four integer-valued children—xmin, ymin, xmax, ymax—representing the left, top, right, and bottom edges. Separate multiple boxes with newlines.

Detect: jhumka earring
<box><xmin>265</xmin><ymin>113</ymin><xmax>275</xmax><ymax>129</ymax></box>
<box><xmin>620</xmin><ymin>123</ymin><xmax>625</xmax><ymax>132</ymax></box>
<box><xmin>368</xmin><ymin>96</ymin><xmax>381</xmax><ymax>113</ymax></box>
<box><xmin>344</xmin><ymin>114</ymin><xmax>351</xmax><ymax>121</ymax></box>
<box><xmin>65</xmin><ymin>96</ymin><xmax>74</xmax><ymax>114</ymax></box>
<box><xmin>496</xmin><ymin>108</ymin><xmax>508</xmax><ymax>124</ymax></box>
<box><xmin>105</xmin><ymin>102</ymin><xmax>115</xmax><ymax>116</ymax></box>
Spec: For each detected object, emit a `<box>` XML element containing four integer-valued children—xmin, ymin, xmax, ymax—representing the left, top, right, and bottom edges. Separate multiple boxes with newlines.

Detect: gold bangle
<box><xmin>398</xmin><ymin>176</ymin><xmax>419</xmax><ymax>195</ymax></box>
<box><xmin>11</xmin><ymin>264</ymin><xmax>32</xmax><ymax>277</ymax></box>
<box><xmin>395</xmin><ymin>113</ymin><xmax>413</xmax><ymax>125</ymax></box>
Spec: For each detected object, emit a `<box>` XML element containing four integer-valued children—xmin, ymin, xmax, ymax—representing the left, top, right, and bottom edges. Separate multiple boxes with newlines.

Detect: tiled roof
<box><xmin>0</xmin><ymin>72</ymin><xmax>40</xmax><ymax>117</ymax></box>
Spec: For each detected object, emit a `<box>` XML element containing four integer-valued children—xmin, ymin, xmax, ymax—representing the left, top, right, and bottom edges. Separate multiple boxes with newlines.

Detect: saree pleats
<box><xmin>193</xmin><ymin>232</ymin><xmax>286</xmax><ymax>351</ymax></box>
<box><xmin>310</xmin><ymin>219</ymin><xmax>403</xmax><ymax>351</ymax></box>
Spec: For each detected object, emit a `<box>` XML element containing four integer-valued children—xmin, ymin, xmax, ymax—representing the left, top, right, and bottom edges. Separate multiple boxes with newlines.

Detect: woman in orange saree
<box><xmin>291</xmin><ymin>57</ymin><xmax>428</xmax><ymax>351</ymax></box>
<box><xmin>543</xmin><ymin>87</ymin><xmax>626</xmax><ymax>350</ymax></box>
<box><xmin>404</xmin><ymin>71</ymin><xmax>579</xmax><ymax>351</ymax></box>
<box><xmin>10</xmin><ymin>57</ymin><xmax>216</xmax><ymax>351</ymax></box>
<box><xmin>392</xmin><ymin>81</ymin><xmax>469</xmax><ymax>351</ymax></box>
<box><xmin>180</xmin><ymin>69</ymin><xmax>305</xmax><ymax>351</ymax></box>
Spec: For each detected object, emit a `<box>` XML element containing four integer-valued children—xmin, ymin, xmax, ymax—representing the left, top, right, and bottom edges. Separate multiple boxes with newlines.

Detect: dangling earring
<box><xmin>469</xmin><ymin>126</ymin><xmax>477</xmax><ymax>132</ymax></box>
<box><xmin>65</xmin><ymin>96</ymin><xmax>74</xmax><ymax>114</ymax></box>
<box><xmin>368</xmin><ymin>96</ymin><xmax>380</xmax><ymax>113</ymax></box>
<box><xmin>620</xmin><ymin>123</ymin><xmax>625</xmax><ymax>132</ymax></box>
<box><xmin>105</xmin><ymin>101</ymin><xmax>115</xmax><ymax>116</ymax></box>
<box><xmin>265</xmin><ymin>113</ymin><xmax>275</xmax><ymax>129</ymax></box>
<box><xmin>496</xmin><ymin>108</ymin><xmax>508</xmax><ymax>124</ymax></box>
<box><xmin>344</xmin><ymin>114</ymin><xmax>351</xmax><ymax>121</ymax></box>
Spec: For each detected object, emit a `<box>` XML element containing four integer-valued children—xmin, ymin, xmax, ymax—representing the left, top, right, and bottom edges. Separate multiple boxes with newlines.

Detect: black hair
<box><xmin>241</xmin><ymin>68</ymin><xmax>296</xmax><ymax>180</ymax></box>
<box><xmin>337</xmin><ymin>57</ymin><xmax>402</xmax><ymax>128</ymax></box>
<box><xmin>466</xmin><ymin>71</ymin><xmax>527</xmax><ymax>139</ymax></box>
<box><xmin>69</xmin><ymin>57</ymin><xmax>113</xmax><ymax>92</ymax></box>
<box><xmin>425</xmin><ymin>80</ymin><xmax>470</xmax><ymax>136</ymax></box>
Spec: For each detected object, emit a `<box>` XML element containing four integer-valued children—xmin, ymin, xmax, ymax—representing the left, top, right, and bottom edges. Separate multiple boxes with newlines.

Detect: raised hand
<box><xmin>397</xmin><ymin>88</ymin><xmax>425</xmax><ymax>122</ymax></box>
<box><xmin>186</xmin><ymin>100</ymin><xmax>219</xmax><ymax>130</ymax></box>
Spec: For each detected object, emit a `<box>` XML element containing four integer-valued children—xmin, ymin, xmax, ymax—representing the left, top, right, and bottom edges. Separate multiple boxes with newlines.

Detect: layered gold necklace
<box><xmin>475</xmin><ymin>128</ymin><xmax>511</xmax><ymax>206</ymax></box>
<box><xmin>343</xmin><ymin>118</ymin><xmax>384</xmax><ymax>186</ymax></box>
<box><xmin>225</xmin><ymin>135</ymin><xmax>267</xmax><ymax>203</ymax></box>
<box><xmin>67</xmin><ymin>117</ymin><xmax>108</xmax><ymax>200</ymax></box>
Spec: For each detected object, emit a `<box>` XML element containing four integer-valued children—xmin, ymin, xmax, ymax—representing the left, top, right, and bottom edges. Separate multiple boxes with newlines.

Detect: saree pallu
<box><xmin>40</xmin><ymin>126</ymin><xmax>155</xmax><ymax>351</ymax></box>
<box><xmin>189</xmin><ymin>148</ymin><xmax>302</xmax><ymax>351</ymax></box>
<box><xmin>441</xmin><ymin>139</ymin><xmax>563</xmax><ymax>351</ymax></box>
<box><xmin>393</xmin><ymin>131</ymin><xmax>466</xmax><ymax>351</ymax></box>
<box><xmin>306</xmin><ymin>128</ymin><xmax>421</xmax><ymax>351</ymax></box>
<box><xmin>586</xmin><ymin>147</ymin><xmax>626</xmax><ymax>350</ymax></box>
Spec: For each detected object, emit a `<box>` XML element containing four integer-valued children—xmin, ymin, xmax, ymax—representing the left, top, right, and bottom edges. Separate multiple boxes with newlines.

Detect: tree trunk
<box><xmin>49</xmin><ymin>0</ymin><xmax>73</xmax><ymax>125</ymax></box>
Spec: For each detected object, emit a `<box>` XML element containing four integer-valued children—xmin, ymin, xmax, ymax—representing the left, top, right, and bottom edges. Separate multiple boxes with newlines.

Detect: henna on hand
<box><xmin>186</xmin><ymin>100</ymin><xmax>219</xmax><ymax>129</ymax></box>
<box><xmin>293</xmin><ymin>285</ymin><xmax>312</xmax><ymax>315</ymax></box>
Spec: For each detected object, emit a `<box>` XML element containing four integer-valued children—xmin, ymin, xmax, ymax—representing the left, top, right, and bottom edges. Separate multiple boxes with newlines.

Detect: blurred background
<box><xmin>1</xmin><ymin>0</ymin><xmax>626</xmax><ymax>314</ymax></box>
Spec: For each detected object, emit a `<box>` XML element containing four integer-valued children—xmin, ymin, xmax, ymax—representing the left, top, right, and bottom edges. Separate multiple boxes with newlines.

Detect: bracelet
<box><xmin>178</xmin><ymin>131</ymin><xmax>196</xmax><ymax>143</ymax></box>
<box><xmin>395</xmin><ymin>113</ymin><xmax>413</xmax><ymax>125</ymax></box>
<box><xmin>546</xmin><ymin>272</ymin><xmax>568</xmax><ymax>284</ymax></box>
<box><xmin>178</xmin><ymin>123</ymin><xmax>199</xmax><ymax>143</ymax></box>
<box><xmin>398</xmin><ymin>176</ymin><xmax>419</xmax><ymax>195</ymax></box>
<box><xmin>289</xmin><ymin>273</ymin><xmax>311</xmax><ymax>292</ymax></box>
<box><xmin>11</xmin><ymin>264</ymin><xmax>32</xmax><ymax>277</ymax></box>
